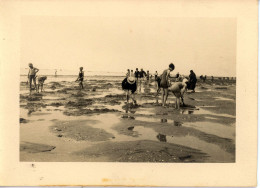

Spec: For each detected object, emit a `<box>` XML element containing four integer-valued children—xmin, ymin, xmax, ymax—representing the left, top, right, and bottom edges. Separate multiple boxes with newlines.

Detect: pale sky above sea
<box><xmin>21</xmin><ymin>17</ymin><xmax>236</xmax><ymax>77</ymax></box>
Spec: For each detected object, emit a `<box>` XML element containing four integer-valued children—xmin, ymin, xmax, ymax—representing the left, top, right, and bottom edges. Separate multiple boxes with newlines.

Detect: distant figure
<box><xmin>27</xmin><ymin>63</ymin><xmax>39</xmax><ymax>94</ymax></box>
<box><xmin>37</xmin><ymin>76</ymin><xmax>47</xmax><ymax>93</ymax></box>
<box><xmin>187</xmin><ymin>70</ymin><xmax>197</xmax><ymax>92</ymax></box>
<box><xmin>146</xmin><ymin>71</ymin><xmax>150</xmax><ymax>81</ymax></box>
<box><xmin>159</xmin><ymin>63</ymin><xmax>175</xmax><ymax>107</ymax></box>
<box><xmin>134</xmin><ymin>68</ymin><xmax>139</xmax><ymax>80</ymax></box>
<box><xmin>211</xmin><ymin>76</ymin><xmax>214</xmax><ymax>82</ymax></box>
<box><xmin>200</xmin><ymin>75</ymin><xmax>206</xmax><ymax>82</ymax></box>
<box><xmin>75</xmin><ymin>67</ymin><xmax>84</xmax><ymax>90</ymax></box>
<box><xmin>154</xmin><ymin>71</ymin><xmax>158</xmax><ymax>80</ymax></box>
<box><xmin>122</xmin><ymin>72</ymin><xmax>137</xmax><ymax>104</ymax></box>
<box><xmin>55</xmin><ymin>70</ymin><xmax>57</xmax><ymax>77</ymax></box>
<box><xmin>175</xmin><ymin>72</ymin><xmax>180</xmax><ymax>81</ymax></box>
<box><xmin>138</xmin><ymin>68</ymin><xmax>147</xmax><ymax>92</ymax></box>
<box><xmin>126</xmin><ymin>69</ymin><xmax>130</xmax><ymax>77</ymax></box>
<box><xmin>130</xmin><ymin>70</ymin><xmax>134</xmax><ymax>77</ymax></box>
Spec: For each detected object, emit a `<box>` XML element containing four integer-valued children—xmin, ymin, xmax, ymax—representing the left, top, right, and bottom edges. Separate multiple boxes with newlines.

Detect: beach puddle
<box><xmin>20</xmin><ymin>75</ymin><xmax>236</xmax><ymax>162</ymax></box>
<box><xmin>131</xmin><ymin>125</ymin><xmax>234</xmax><ymax>162</ymax></box>
<box><xmin>134</xmin><ymin>108</ymin><xmax>155</xmax><ymax>116</ymax></box>
<box><xmin>181</xmin><ymin>108</ymin><xmax>235</xmax><ymax>119</ymax></box>
<box><xmin>134</xmin><ymin>116</ymin><xmax>183</xmax><ymax>126</ymax></box>
<box><xmin>214</xmin><ymin>97</ymin><xmax>235</xmax><ymax>101</ymax></box>
<box><xmin>183</xmin><ymin>121</ymin><xmax>235</xmax><ymax>139</ymax></box>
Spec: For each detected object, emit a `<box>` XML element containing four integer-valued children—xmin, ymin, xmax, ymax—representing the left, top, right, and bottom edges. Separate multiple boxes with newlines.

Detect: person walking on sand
<box><xmin>27</xmin><ymin>63</ymin><xmax>39</xmax><ymax>95</ymax></box>
<box><xmin>159</xmin><ymin>63</ymin><xmax>175</xmax><ymax>107</ymax></box>
<box><xmin>75</xmin><ymin>67</ymin><xmax>84</xmax><ymax>90</ymax></box>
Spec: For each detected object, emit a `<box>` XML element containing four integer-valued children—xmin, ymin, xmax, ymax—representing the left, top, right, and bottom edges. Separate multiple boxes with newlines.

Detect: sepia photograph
<box><xmin>0</xmin><ymin>0</ymin><xmax>257</xmax><ymax>186</ymax></box>
<box><xmin>19</xmin><ymin>16</ymin><xmax>236</xmax><ymax>163</ymax></box>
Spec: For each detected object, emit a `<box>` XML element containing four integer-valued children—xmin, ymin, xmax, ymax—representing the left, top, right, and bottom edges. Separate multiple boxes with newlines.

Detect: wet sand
<box><xmin>20</xmin><ymin>76</ymin><xmax>236</xmax><ymax>162</ymax></box>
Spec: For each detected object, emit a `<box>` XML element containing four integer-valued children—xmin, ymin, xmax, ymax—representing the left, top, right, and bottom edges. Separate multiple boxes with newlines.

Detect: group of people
<box><xmin>27</xmin><ymin>63</ymin><xmax>84</xmax><ymax>94</ymax></box>
<box><xmin>27</xmin><ymin>63</ymin><xmax>47</xmax><ymax>94</ymax></box>
<box><xmin>27</xmin><ymin>62</ymin><xmax>198</xmax><ymax>109</ymax></box>
<box><xmin>122</xmin><ymin>63</ymin><xmax>198</xmax><ymax>108</ymax></box>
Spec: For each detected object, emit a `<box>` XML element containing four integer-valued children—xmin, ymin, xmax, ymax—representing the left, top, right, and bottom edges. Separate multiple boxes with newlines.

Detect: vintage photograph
<box><xmin>19</xmin><ymin>16</ymin><xmax>236</xmax><ymax>163</ymax></box>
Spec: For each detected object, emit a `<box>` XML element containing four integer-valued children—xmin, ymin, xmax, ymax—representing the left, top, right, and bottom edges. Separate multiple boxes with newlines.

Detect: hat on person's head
<box><xmin>28</xmin><ymin>63</ymin><xmax>33</xmax><ymax>66</ymax></box>
<box><xmin>169</xmin><ymin>63</ymin><xmax>175</xmax><ymax>70</ymax></box>
<box><xmin>127</xmin><ymin>76</ymin><xmax>136</xmax><ymax>84</ymax></box>
<box><xmin>80</xmin><ymin>67</ymin><xmax>83</xmax><ymax>69</ymax></box>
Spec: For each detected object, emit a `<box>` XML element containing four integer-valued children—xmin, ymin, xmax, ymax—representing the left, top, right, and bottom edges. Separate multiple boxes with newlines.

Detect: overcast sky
<box><xmin>21</xmin><ymin>16</ymin><xmax>236</xmax><ymax>76</ymax></box>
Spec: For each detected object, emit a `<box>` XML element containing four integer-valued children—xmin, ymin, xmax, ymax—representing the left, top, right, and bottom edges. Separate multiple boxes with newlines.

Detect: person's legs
<box><xmin>130</xmin><ymin>92</ymin><xmax>136</xmax><ymax>104</ymax></box>
<box><xmin>40</xmin><ymin>84</ymin><xmax>43</xmax><ymax>92</ymax></box>
<box><xmin>81</xmin><ymin>80</ymin><xmax>84</xmax><ymax>89</ymax></box>
<box><xmin>29</xmin><ymin>76</ymin><xmax>33</xmax><ymax>94</ymax></box>
<box><xmin>139</xmin><ymin>80</ymin><xmax>142</xmax><ymax>93</ymax></box>
<box><xmin>176</xmin><ymin>97</ymin><xmax>181</xmax><ymax>109</ymax></box>
<box><xmin>164</xmin><ymin>88</ymin><xmax>169</xmax><ymax>106</ymax></box>
<box><xmin>126</xmin><ymin>90</ymin><xmax>130</xmax><ymax>103</ymax></box>
<box><xmin>32</xmin><ymin>76</ymin><xmax>37</xmax><ymax>92</ymax></box>
<box><xmin>161</xmin><ymin>88</ymin><xmax>165</xmax><ymax>106</ymax></box>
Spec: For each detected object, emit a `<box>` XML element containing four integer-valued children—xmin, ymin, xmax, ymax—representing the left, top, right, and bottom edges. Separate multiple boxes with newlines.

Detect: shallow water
<box><xmin>20</xmin><ymin>75</ymin><xmax>236</xmax><ymax>162</ymax></box>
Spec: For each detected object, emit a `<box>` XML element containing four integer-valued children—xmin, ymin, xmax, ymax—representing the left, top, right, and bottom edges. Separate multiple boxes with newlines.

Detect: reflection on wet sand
<box><xmin>20</xmin><ymin>75</ymin><xmax>236</xmax><ymax>162</ymax></box>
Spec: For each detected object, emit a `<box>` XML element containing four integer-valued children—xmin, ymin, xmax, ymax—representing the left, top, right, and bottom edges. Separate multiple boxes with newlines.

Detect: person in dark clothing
<box><xmin>134</xmin><ymin>68</ymin><xmax>139</xmax><ymax>79</ymax></box>
<box><xmin>122</xmin><ymin>73</ymin><xmax>137</xmax><ymax>104</ymax></box>
<box><xmin>139</xmin><ymin>68</ymin><xmax>146</xmax><ymax>78</ymax></box>
<box><xmin>187</xmin><ymin>70</ymin><xmax>197</xmax><ymax>92</ymax></box>
<box><xmin>75</xmin><ymin>67</ymin><xmax>84</xmax><ymax>90</ymax></box>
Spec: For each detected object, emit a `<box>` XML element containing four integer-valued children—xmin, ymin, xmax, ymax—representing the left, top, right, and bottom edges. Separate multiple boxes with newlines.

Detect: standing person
<box><xmin>160</xmin><ymin>63</ymin><xmax>175</xmax><ymax>107</ymax></box>
<box><xmin>154</xmin><ymin>71</ymin><xmax>159</xmax><ymax>90</ymax></box>
<box><xmin>188</xmin><ymin>70</ymin><xmax>197</xmax><ymax>92</ymax></box>
<box><xmin>146</xmin><ymin>71</ymin><xmax>150</xmax><ymax>80</ymax></box>
<box><xmin>146</xmin><ymin>70</ymin><xmax>150</xmax><ymax>84</ymax></box>
<box><xmin>130</xmin><ymin>70</ymin><xmax>134</xmax><ymax>77</ymax></box>
<box><xmin>126</xmin><ymin>69</ymin><xmax>130</xmax><ymax>77</ymax></box>
<box><xmin>139</xmin><ymin>68</ymin><xmax>147</xmax><ymax>92</ymax></box>
<box><xmin>134</xmin><ymin>68</ymin><xmax>139</xmax><ymax>79</ymax></box>
<box><xmin>154</xmin><ymin>71</ymin><xmax>158</xmax><ymax>80</ymax></box>
<box><xmin>134</xmin><ymin>68</ymin><xmax>139</xmax><ymax>92</ymax></box>
<box><xmin>27</xmin><ymin>63</ymin><xmax>39</xmax><ymax>95</ymax></box>
<box><xmin>75</xmin><ymin>67</ymin><xmax>84</xmax><ymax>90</ymax></box>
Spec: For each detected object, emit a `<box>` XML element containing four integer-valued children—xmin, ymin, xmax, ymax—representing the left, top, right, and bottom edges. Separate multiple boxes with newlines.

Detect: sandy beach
<box><xmin>20</xmin><ymin>75</ymin><xmax>236</xmax><ymax>162</ymax></box>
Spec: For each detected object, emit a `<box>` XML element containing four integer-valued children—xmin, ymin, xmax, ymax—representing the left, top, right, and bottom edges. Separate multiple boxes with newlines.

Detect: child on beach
<box><xmin>75</xmin><ymin>67</ymin><xmax>84</xmax><ymax>90</ymax></box>
<box><xmin>27</xmin><ymin>63</ymin><xmax>39</xmax><ymax>94</ymax></box>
